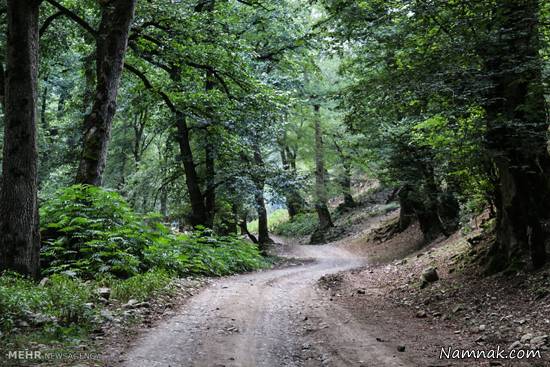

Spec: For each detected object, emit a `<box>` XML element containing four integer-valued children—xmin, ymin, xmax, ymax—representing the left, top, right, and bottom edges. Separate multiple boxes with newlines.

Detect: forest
<box><xmin>0</xmin><ymin>0</ymin><xmax>549</xmax><ymax>366</ymax></box>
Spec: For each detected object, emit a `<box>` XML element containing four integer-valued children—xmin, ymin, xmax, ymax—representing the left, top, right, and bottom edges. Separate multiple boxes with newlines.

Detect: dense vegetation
<box><xmin>0</xmin><ymin>0</ymin><xmax>549</xmax><ymax>352</ymax></box>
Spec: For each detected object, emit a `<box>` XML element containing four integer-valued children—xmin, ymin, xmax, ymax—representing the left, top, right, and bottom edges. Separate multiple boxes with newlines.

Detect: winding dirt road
<box><xmin>119</xmin><ymin>242</ymin><xmax>415</xmax><ymax>367</ymax></box>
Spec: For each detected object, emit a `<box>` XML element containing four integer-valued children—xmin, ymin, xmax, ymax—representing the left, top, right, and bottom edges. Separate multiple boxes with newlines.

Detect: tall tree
<box><xmin>75</xmin><ymin>0</ymin><xmax>137</xmax><ymax>185</ymax></box>
<box><xmin>311</xmin><ymin>103</ymin><xmax>333</xmax><ymax>243</ymax></box>
<box><xmin>0</xmin><ymin>0</ymin><xmax>41</xmax><ymax>278</ymax></box>
<box><xmin>483</xmin><ymin>0</ymin><xmax>550</xmax><ymax>271</ymax></box>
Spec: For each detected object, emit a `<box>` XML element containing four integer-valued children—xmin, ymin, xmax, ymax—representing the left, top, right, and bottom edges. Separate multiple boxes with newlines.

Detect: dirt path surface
<box><xmin>118</xmin><ymin>242</ymin><xmax>415</xmax><ymax>367</ymax></box>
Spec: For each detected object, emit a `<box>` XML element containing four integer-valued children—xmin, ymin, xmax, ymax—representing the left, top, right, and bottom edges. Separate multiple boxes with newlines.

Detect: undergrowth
<box><xmin>272</xmin><ymin>212</ymin><xmax>318</xmax><ymax>237</ymax></box>
<box><xmin>1</xmin><ymin>185</ymin><xmax>269</xmax><ymax>356</ymax></box>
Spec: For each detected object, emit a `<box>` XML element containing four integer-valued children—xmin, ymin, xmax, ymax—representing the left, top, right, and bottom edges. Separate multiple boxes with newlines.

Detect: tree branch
<box><xmin>123</xmin><ymin>62</ymin><xmax>177</xmax><ymax>113</ymax></box>
<box><xmin>39</xmin><ymin>11</ymin><xmax>64</xmax><ymax>37</ymax></box>
<box><xmin>44</xmin><ymin>0</ymin><xmax>98</xmax><ymax>38</ymax></box>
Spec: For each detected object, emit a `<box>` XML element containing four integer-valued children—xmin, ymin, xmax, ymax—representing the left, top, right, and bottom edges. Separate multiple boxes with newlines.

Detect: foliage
<box><xmin>110</xmin><ymin>269</ymin><xmax>174</xmax><ymax>303</ymax></box>
<box><xmin>174</xmin><ymin>228</ymin><xmax>269</xmax><ymax>276</ymax></box>
<box><xmin>0</xmin><ymin>272</ymin><xmax>95</xmax><ymax>335</ymax></box>
<box><xmin>248</xmin><ymin>209</ymin><xmax>289</xmax><ymax>234</ymax></box>
<box><xmin>40</xmin><ymin>185</ymin><xmax>267</xmax><ymax>279</ymax></box>
<box><xmin>40</xmin><ymin>185</ymin><xmax>167</xmax><ymax>278</ymax></box>
<box><xmin>273</xmin><ymin>212</ymin><xmax>318</xmax><ymax>237</ymax></box>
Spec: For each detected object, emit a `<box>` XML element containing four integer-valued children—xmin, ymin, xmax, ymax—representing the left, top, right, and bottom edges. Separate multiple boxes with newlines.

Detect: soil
<box><xmin>90</xmin><ymin>198</ymin><xmax>550</xmax><ymax>367</ymax></box>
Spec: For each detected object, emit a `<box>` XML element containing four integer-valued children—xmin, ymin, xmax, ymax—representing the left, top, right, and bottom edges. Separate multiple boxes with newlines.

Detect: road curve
<box><xmin>119</xmin><ymin>243</ymin><xmax>414</xmax><ymax>367</ymax></box>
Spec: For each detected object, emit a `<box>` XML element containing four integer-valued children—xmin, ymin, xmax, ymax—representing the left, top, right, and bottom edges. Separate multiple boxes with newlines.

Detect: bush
<box><xmin>177</xmin><ymin>228</ymin><xmax>268</xmax><ymax>275</ymax></box>
<box><xmin>40</xmin><ymin>185</ymin><xmax>268</xmax><ymax>280</ymax></box>
<box><xmin>273</xmin><ymin>212</ymin><xmax>318</xmax><ymax>237</ymax></box>
<box><xmin>40</xmin><ymin>185</ymin><xmax>168</xmax><ymax>278</ymax></box>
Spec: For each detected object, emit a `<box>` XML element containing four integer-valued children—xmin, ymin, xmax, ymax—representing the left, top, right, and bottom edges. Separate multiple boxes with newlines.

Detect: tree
<box><xmin>0</xmin><ymin>0</ymin><xmax>41</xmax><ymax>278</ymax></box>
<box><xmin>482</xmin><ymin>0</ymin><xmax>550</xmax><ymax>271</ymax></box>
<box><xmin>310</xmin><ymin>103</ymin><xmax>333</xmax><ymax>243</ymax></box>
<box><xmin>75</xmin><ymin>0</ymin><xmax>137</xmax><ymax>185</ymax></box>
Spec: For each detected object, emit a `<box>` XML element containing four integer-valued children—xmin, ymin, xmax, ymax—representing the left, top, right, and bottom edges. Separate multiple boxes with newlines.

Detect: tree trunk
<box><xmin>175</xmin><ymin>111</ymin><xmax>208</xmax><ymax>227</ymax></box>
<box><xmin>253</xmin><ymin>144</ymin><xmax>272</xmax><ymax>251</ymax></box>
<box><xmin>254</xmin><ymin>187</ymin><xmax>271</xmax><ymax>251</ymax></box>
<box><xmin>340</xmin><ymin>161</ymin><xmax>355</xmax><ymax>208</ymax></box>
<box><xmin>280</xmin><ymin>145</ymin><xmax>305</xmax><ymax>218</ymax></box>
<box><xmin>397</xmin><ymin>185</ymin><xmax>415</xmax><ymax>231</ymax></box>
<box><xmin>75</xmin><ymin>0</ymin><xmax>137</xmax><ymax>185</ymax></box>
<box><xmin>204</xmin><ymin>131</ymin><xmax>216</xmax><ymax>228</ymax></box>
<box><xmin>160</xmin><ymin>188</ymin><xmax>168</xmax><ymax>217</ymax></box>
<box><xmin>40</xmin><ymin>84</ymin><xmax>48</xmax><ymax>130</ymax></box>
<box><xmin>0</xmin><ymin>58</ymin><xmax>5</xmax><ymax>109</ymax></box>
<box><xmin>311</xmin><ymin>104</ymin><xmax>333</xmax><ymax>243</ymax></box>
<box><xmin>0</xmin><ymin>0</ymin><xmax>41</xmax><ymax>278</ymax></box>
<box><xmin>239</xmin><ymin>217</ymin><xmax>258</xmax><ymax>244</ymax></box>
<box><xmin>483</xmin><ymin>0</ymin><xmax>550</xmax><ymax>271</ymax></box>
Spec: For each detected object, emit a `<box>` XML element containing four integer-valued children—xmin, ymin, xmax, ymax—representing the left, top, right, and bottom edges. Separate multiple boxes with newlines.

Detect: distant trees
<box><xmin>324</xmin><ymin>0</ymin><xmax>549</xmax><ymax>270</ymax></box>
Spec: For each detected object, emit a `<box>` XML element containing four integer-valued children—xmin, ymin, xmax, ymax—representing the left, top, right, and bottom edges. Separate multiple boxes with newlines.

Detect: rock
<box><xmin>478</xmin><ymin>324</ymin><xmax>486</xmax><ymax>332</ymax></box>
<box><xmin>122</xmin><ymin>299</ymin><xmax>139</xmax><ymax>309</ymax></box>
<box><xmin>421</xmin><ymin>267</ymin><xmax>439</xmax><ymax>283</ymax></box>
<box><xmin>96</xmin><ymin>287</ymin><xmax>111</xmax><ymax>299</ymax></box>
<box><xmin>100</xmin><ymin>310</ymin><xmax>115</xmax><ymax>321</ymax></box>
<box><xmin>416</xmin><ymin>310</ymin><xmax>427</xmax><ymax>318</ymax></box>
<box><xmin>357</xmin><ymin>289</ymin><xmax>366</xmax><ymax>294</ymax></box>
<box><xmin>397</xmin><ymin>345</ymin><xmax>406</xmax><ymax>352</ymax></box>
<box><xmin>452</xmin><ymin>305</ymin><xmax>463</xmax><ymax>313</ymax></box>
<box><xmin>28</xmin><ymin>312</ymin><xmax>57</xmax><ymax>326</ymax></box>
<box><xmin>38</xmin><ymin>277</ymin><xmax>49</xmax><ymax>287</ymax></box>
<box><xmin>475</xmin><ymin>335</ymin><xmax>485</xmax><ymax>342</ymax></box>
<box><xmin>520</xmin><ymin>333</ymin><xmax>534</xmax><ymax>343</ymax></box>
<box><xmin>530</xmin><ymin>335</ymin><xmax>548</xmax><ymax>348</ymax></box>
<box><xmin>84</xmin><ymin>302</ymin><xmax>95</xmax><ymax>309</ymax></box>
<box><xmin>16</xmin><ymin>320</ymin><xmax>29</xmax><ymax>328</ymax></box>
<box><xmin>376</xmin><ymin>337</ymin><xmax>384</xmax><ymax>342</ymax></box>
<box><xmin>508</xmin><ymin>341</ymin><xmax>522</xmax><ymax>350</ymax></box>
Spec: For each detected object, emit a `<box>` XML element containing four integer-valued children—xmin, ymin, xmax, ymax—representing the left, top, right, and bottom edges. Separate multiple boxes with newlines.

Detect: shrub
<box><xmin>40</xmin><ymin>185</ymin><xmax>167</xmax><ymax>278</ymax></box>
<box><xmin>177</xmin><ymin>228</ymin><xmax>268</xmax><ymax>275</ymax></box>
<box><xmin>40</xmin><ymin>185</ymin><xmax>268</xmax><ymax>280</ymax></box>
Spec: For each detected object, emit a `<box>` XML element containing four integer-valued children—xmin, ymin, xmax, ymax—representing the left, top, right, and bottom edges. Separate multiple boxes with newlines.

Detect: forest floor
<box><xmin>60</xmin><ymin>197</ymin><xmax>550</xmax><ymax>367</ymax></box>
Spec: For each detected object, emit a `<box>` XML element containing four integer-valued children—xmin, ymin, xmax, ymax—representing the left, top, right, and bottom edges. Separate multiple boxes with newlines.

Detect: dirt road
<box><xmin>119</xmin><ymin>242</ymin><xmax>415</xmax><ymax>367</ymax></box>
